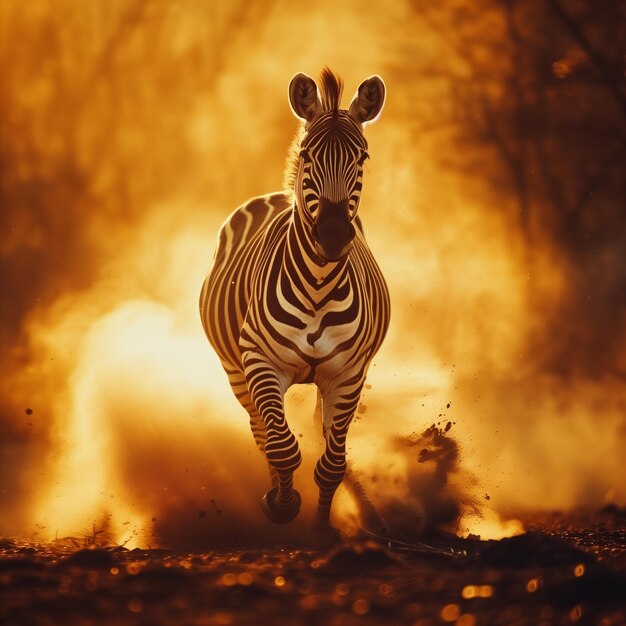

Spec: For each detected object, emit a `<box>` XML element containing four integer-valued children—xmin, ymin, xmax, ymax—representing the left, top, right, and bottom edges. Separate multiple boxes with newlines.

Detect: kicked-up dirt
<box><xmin>1</xmin><ymin>507</ymin><xmax>625</xmax><ymax>626</ymax></box>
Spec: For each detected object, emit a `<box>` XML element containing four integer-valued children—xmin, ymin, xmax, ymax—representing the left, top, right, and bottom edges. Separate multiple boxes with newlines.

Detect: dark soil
<box><xmin>1</xmin><ymin>509</ymin><xmax>625</xmax><ymax>626</ymax></box>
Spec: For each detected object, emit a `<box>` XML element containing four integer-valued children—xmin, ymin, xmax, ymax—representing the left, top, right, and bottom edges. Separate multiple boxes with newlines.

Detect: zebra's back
<box><xmin>199</xmin><ymin>193</ymin><xmax>291</xmax><ymax>373</ymax></box>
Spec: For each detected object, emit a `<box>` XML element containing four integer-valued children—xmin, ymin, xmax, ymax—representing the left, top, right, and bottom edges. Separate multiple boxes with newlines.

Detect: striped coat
<box><xmin>200</xmin><ymin>69</ymin><xmax>389</xmax><ymax>536</ymax></box>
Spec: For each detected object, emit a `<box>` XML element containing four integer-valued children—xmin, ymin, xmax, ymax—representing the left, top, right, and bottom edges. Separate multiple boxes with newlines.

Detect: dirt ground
<box><xmin>2</xmin><ymin>508</ymin><xmax>625</xmax><ymax>626</ymax></box>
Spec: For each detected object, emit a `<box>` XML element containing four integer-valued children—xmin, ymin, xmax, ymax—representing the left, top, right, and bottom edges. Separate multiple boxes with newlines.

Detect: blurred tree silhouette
<box><xmin>1</xmin><ymin>1</ymin><xmax>623</xmax><ymax>399</ymax></box>
<box><xmin>0</xmin><ymin>0</ymin><xmax>276</xmax><ymax>352</ymax></box>
<box><xmin>396</xmin><ymin>0</ymin><xmax>625</xmax><ymax>376</ymax></box>
<box><xmin>0</xmin><ymin>0</ymin><xmax>273</xmax><ymax>527</ymax></box>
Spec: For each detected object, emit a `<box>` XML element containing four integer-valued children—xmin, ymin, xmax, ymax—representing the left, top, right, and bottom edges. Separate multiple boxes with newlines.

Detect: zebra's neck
<box><xmin>285</xmin><ymin>203</ymin><xmax>347</xmax><ymax>288</ymax></box>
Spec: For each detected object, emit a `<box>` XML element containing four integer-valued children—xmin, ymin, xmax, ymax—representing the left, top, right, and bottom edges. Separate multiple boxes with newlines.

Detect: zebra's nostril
<box><xmin>348</xmin><ymin>222</ymin><xmax>356</xmax><ymax>240</ymax></box>
<box><xmin>311</xmin><ymin>224</ymin><xmax>321</xmax><ymax>243</ymax></box>
<box><xmin>312</xmin><ymin>218</ymin><xmax>355</xmax><ymax>261</ymax></box>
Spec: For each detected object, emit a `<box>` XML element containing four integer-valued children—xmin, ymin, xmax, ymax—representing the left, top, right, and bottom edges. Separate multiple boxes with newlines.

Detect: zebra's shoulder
<box><xmin>238</xmin><ymin>192</ymin><xmax>291</xmax><ymax>219</ymax></box>
<box><xmin>222</xmin><ymin>193</ymin><xmax>290</xmax><ymax>237</ymax></box>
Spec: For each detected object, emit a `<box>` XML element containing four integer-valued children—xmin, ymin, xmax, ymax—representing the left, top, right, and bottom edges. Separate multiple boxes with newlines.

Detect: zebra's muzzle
<box><xmin>312</xmin><ymin>199</ymin><xmax>356</xmax><ymax>261</ymax></box>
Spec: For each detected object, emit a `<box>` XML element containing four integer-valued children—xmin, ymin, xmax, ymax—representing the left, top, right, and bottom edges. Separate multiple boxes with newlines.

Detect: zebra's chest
<box><xmin>245</xmin><ymin>278</ymin><xmax>365</xmax><ymax>381</ymax></box>
<box><xmin>272</xmin><ymin>306</ymin><xmax>361</xmax><ymax>385</ymax></box>
<box><xmin>241</xmin><ymin>242</ymin><xmax>387</xmax><ymax>382</ymax></box>
<box><xmin>278</xmin><ymin>295</ymin><xmax>359</xmax><ymax>357</ymax></box>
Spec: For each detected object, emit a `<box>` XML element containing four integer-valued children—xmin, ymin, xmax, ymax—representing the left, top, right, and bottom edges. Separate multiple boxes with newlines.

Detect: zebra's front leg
<box><xmin>225</xmin><ymin>371</ymin><xmax>278</xmax><ymax>488</ymax></box>
<box><xmin>243</xmin><ymin>352</ymin><xmax>302</xmax><ymax>524</ymax></box>
<box><xmin>313</xmin><ymin>384</ymin><xmax>362</xmax><ymax>534</ymax></box>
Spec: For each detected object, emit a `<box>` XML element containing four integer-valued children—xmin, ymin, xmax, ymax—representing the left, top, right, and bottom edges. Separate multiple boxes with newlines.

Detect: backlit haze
<box><xmin>1</xmin><ymin>0</ymin><xmax>624</xmax><ymax>547</ymax></box>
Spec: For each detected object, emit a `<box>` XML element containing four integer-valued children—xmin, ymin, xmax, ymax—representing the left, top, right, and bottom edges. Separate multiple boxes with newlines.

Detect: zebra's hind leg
<box><xmin>314</xmin><ymin>388</ymin><xmax>386</xmax><ymax>534</ymax></box>
<box><xmin>312</xmin><ymin>384</ymin><xmax>362</xmax><ymax>538</ymax></box>
<box><xmin>242</xmin><ymin>353</ymin><xmax>302</xmax><ymax>524</ymax></box>
<box><xmin>312</xmin><ymin>421</ymin><xmax>348</xmax><ymax>537</ymax></box>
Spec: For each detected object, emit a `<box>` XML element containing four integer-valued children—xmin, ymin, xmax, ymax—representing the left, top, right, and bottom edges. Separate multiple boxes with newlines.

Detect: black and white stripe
<box><xmin>199</xmin><ymin>69</ymin><xmax>388</xmax><ymax>532</ymax></box>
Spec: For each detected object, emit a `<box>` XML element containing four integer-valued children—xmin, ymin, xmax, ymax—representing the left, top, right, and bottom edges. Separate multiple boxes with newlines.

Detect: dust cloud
<box><xmin>1</xmin><ymin>0</ymin><xmax>624</xmax><ymax>545</ymax></box>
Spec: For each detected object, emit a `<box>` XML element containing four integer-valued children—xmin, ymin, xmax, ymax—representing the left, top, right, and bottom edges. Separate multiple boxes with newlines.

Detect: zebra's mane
<box><xmin>319</xmin><ymin>67</ymin><xmax>344</xmax><ymax>113</ymax></box>
<box><xmin>283</xmin><ymin>125</ymin><xmax>305</xmax><ymax>192</ymax></box>
<box><xmin>283</xmin><ymin>68</ymin><xmax>344</xmax><ymax>192</ymax></box>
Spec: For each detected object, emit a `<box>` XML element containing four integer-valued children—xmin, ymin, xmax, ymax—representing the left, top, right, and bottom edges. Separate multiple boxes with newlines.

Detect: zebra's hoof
<box><xmin>261</xmin><ymin>487</ymin><xmax>301</xmax><ymax>524</ymax></box>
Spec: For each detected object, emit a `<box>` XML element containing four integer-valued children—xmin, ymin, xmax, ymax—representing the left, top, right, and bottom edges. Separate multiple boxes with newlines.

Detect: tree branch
<box><xmin>546</xmin><ymin>0</ymin><xmax>626</xmax><ymax>118</ymax></box>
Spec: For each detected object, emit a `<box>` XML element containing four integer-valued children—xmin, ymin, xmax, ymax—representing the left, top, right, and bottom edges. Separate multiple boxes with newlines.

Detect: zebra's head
<box><xmin>287</xmin><ymin>69</ymin><xmax>386</xmax><ymax>262</ymax></box>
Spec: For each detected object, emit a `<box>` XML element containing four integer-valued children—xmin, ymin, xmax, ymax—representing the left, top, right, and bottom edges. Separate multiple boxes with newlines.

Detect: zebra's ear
<box><xmin>349</xmin><ymin>75</ymin><xmax>386</xmax><ymax>126</ymax></box>
<box><xmin>289</xmin><ymin>73</ymin><xmax>321</xmax><ymax>122</ymax></box>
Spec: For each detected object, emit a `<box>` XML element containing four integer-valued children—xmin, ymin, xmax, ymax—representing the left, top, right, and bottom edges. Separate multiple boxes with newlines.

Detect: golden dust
<box><xmin>352</xmin><ymin>598</ymin><xmax>370</xmax><ymax>615</ymax></box>
<box><xmin>458</xmin><ymin>513</ymin><xmax>524</xmax><ymax>541</ymax></box>
<box><xmin>237</xmin><ymin>572</ymin><xmax>253</xmax><ymax>586</ymax></box>
<box><xmin>4</xmin><ymin>0</ymin><xmax>622</xmax><ymax>559</ymax></box>
<box><xmin>330</xmin><ymin>595</ymin><xmax>344</xmax><ymax>607</ymax></box>
<box><xmin>574</xmin><ymin>563</ymin><xmax>585</xmax><ymax>577</ymax></box>
<box><xmin>219</xmin><ymin>573</ymin><xmax>238</xmax><ymax>587</ymax></box>
<box><xmin>128</xmin><ymin>599</ymin><xmax>143</xmax><ymax>613</ymax></box>
<box><xmin>456</xmin><ymin>614</ymin><xmax>477</xmax><ymax>626</ymax></box>
<box><xmin>526</xmin><ymin>578</ymin><xmax>541</xmax><ymax>592</ymax></box>
<box><xmin>126</xmin><ymin>562</ymin><xmax>142</xmax><ymax>575</ymax></box>
<box><xmin>552</xmin><ymin>61</ymin><xmax>570</xmax><ymax>79</ymax></box>
<box><xmin>440</xmin><ymin>603</ymin><xmax>461</xmax><ymax>622</ymax></box>
<box><xmin>478</xmin><ymin>584</ymin><xmax>493</xmax><ymax>597</ymax></box>
<box><xmin>552</xmin><ymin>49</ymin><xmax>588</xmax><ymax>78</ymax></box>
<box><xmin>462</xmin><ymin>584</ymin><xmax>493</xmax><ymax>599</ymax></box>
<box><xmin>335</xmin><ymin>583</ymin><xmax>349</xmax><ymax>596</ymax></box>
<box><xmin>379</xmin><ymin>583</ymin><xmax>395</xmax><ymax>597</ymax></box>
<box><xmin>274</xmin><ymin>575</ymin><xmax>286</xmax><ymax>587</ymax></box>
<box><xmin>109</xmin><ymin>567</ymin><xmax>119</xmax><ymax>575</ymax></box>
<box><xmin>569</xmin><ymin>605</ymin><xmax>583</xmax><ymax>622</ymax></box>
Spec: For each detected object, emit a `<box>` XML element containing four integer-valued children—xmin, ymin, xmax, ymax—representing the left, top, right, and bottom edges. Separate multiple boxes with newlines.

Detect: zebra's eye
<box><xmin>357</xmin><ymin>151</ymin><xmax>370</xmax><ymax>166</ymax></box>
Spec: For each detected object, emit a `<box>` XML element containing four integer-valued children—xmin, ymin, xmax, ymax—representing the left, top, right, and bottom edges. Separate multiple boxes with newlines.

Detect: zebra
<box><xmin>199</xmin><ymin>69</ymin><xmax>389</xmax><ymax>538</ymax></box>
